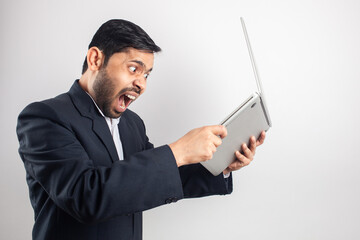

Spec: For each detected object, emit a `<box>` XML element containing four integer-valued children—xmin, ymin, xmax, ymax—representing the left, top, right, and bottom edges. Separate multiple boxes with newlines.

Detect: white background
<box><xmin>1</xmin><ymin>0</ymin><xmax>360</xmax><ymax>239</ymax></box>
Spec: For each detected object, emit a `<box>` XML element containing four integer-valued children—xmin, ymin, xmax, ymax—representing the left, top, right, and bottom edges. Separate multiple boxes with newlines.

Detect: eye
<box><xmin>129</xmin><ymin>66</ymin><xmax>137</xmax><ymax>73</ymax></box>
<box><xmin>144</xmin><ymin>73</ymin><xmax>149</xmax><ymax>79</ymax></box>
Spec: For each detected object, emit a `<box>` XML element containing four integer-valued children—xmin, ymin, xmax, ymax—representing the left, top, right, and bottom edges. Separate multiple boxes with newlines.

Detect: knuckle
<box><xmin>219</xmin><ymin>125</ymin><xmax>225</xmax><ymax>133</ymax></box>
<box><xmin>204</xmin><ymin>147</ymin><xmax>213</xmax><ymax>160</ymax></box>
<box><xmin>212</xmin><ymin>147</ymin><xmax>217</xmax><ymax>153</ymax></box>
<box><xmin>237</xmin><ymin>155</ymin><xmax>244</xmax><ymax>162</ymax></box>
<box><xmin>236</xmin><ymin>152</ymin><xmax>243</xmax><ymax>159</ymax></box>
<box><xmin>205</xmin><ymin>152</ymin><xmax>212</xmax><ymax>160</ymax></box>
<box><xmin>198</xmin><ymin>126</ymin><xmax>206</xmax><ymax>134</ymax></box>
<box><xmin>223</xmin><ymin>126</ymin><xmax>228</xmax><ymax>135</ymax></box>
<box><xmin>243</xmin><ymin>149</ymin><xmax>250</xmax><ymax>156</ymax></box>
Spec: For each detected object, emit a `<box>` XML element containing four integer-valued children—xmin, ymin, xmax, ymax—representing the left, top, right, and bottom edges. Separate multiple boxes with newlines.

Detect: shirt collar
<box><xmin>86</xmin><ymin>92</ymin><xmax>121</xmax><ymax>124</ymax></box>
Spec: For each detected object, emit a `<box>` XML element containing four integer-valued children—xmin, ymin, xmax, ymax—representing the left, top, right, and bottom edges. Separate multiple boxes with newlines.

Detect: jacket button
<box><xmin>165</xmin><ymin>197</ymin><xmax>178</xmax><ymax>204</ymax></box>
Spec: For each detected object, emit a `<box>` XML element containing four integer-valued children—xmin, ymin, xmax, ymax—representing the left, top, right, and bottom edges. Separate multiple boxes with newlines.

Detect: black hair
<box><xmin>82</xmin><ymin>19</ymin><xmax>161</xmax><ymax>74</ymax></box>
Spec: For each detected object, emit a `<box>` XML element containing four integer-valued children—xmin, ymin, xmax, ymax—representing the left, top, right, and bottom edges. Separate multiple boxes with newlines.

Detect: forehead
<box><xmin>107</xmin><ymin>48</ymin><xmax>154</xmax><ymax>70</ymax></box>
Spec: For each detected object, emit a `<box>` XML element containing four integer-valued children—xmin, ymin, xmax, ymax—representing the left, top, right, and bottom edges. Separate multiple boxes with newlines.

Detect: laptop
<box><xmin>201</xmin><ymin>18</ymin><xmax>272</xmax><ymax>176</ymax></box>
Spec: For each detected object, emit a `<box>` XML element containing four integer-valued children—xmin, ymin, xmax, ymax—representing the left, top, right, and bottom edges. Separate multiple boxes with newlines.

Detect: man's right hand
<box><xmin>169</xmin><ymin>125</ymin><xmax>227</xmax><ymax>167</ymax></box>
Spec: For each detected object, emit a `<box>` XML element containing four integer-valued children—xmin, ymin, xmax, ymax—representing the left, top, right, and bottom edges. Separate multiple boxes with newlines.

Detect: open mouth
<box><xmin>118</xmin><ymin>93</ymin><xmax>137</xmax><ymax>112</ymax></box>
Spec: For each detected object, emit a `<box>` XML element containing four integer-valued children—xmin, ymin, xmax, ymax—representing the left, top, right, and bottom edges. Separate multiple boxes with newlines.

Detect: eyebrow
<box><xmin>129</xmin><ymin>60</ymin><xmax>153</xmax><ymax>73</ymax></box>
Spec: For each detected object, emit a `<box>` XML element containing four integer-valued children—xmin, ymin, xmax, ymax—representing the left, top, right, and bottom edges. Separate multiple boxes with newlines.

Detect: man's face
<box><xmin>92</xmin><ymin>48</ymin><xmax>154</xmax><ymax>118</ymax></box>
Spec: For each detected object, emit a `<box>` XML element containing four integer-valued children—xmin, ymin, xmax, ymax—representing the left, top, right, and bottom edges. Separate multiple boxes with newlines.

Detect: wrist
<box><xmin>168</xmin><ymin>142</ymin><xmax>185</xmax><ymax>167</ymax></box>
<box><xmin>223</xmin><ymin>168</ymin><xmax>230</xmax><ymax>175</ymax></box>
<box><xmin>223</xmin><ymin>172</ymin><xmax>231</xmax><ymax>178</ymax></box>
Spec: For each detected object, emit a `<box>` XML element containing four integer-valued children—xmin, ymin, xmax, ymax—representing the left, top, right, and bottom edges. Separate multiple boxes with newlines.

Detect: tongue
<box><xmin>117</xmin><ymin>95</ymin><xmax>126</xmax><ymax>112</ymax></box>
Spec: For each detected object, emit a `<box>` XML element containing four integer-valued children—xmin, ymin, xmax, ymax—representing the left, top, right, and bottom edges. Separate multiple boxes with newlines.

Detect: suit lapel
<box><xmin>118</xmin><ymin>115</ymin><xmax>137</xmax><ymax>159</ymax></box>
<box><xmin>68</xmin><ymin>80</ymin><xmax>119</xmax><ymax>163</ymax></box>
<box><xmin>92</xmin><ymin>116</ymin><xmax>120</xmax><ymax>163</ymax></box>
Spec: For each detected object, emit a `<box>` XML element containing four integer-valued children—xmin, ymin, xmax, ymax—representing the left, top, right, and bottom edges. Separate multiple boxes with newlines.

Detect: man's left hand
<box><xmin>223</xmin><ymin>131</ymin><xmax>266</xmax><ymax>175</ymax></box>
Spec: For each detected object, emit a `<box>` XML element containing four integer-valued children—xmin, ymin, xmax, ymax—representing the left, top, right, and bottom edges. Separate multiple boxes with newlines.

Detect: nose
<box><xmin>133</xmin><ymin>77</ymin><xmax>146</xmax><ymax>93</ymax></box>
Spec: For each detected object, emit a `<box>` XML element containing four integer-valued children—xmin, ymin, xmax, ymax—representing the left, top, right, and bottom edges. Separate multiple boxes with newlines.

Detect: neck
<box><xmin>79</xmin><ymin>71</ymin><xmax>96</xmax><ymax>98</ymax></box>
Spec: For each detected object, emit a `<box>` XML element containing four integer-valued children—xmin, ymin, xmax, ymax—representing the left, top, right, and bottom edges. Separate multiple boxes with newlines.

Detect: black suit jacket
<box><xmin>17</xmin><ymin>80</ymin><xmax>232</xmax><ymax>240</ymax></box>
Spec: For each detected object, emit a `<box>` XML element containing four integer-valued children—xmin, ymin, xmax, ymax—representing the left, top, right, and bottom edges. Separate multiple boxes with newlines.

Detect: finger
<box><xmin>256</xmin><ymin>131</ymin><xmax>266</xmax><ymax>146</ymax></box>
<box><xmin>227</xmin><ymin>161</ymin><xmax>241</xmax><ymax>171</ymax></box>
<box><xmin>235</xmin><ymin>151</ymin><xmax>251</xmax><ymax>167</ymax></box>
<box><xmin>210</xmin><ymin>143</ymin><xmax>217</xmax><ymax>154</ymax></box>
<box><xmin>242</xmin><ymin>143</ymin><xmax>253</xmax><ymax>159</ymax></box>
<box><xmin>235</xmin><ymin>150</ymin><xmax>245</xmax><ymax>162</ymax></box>
<box><xmin>236</xmin><ymin>150</ymin><xmax>251</xmax><ymax>164</ymax></box>
<box><xmin>204</xmin><ymin>144</ymin><xmax>216</xmax><ymax>161</ymax></box>
<box><xmin>212</xmin><ymin>135</ymin><xmax>222</xmax><ymax>147</ymax></box>
<box><xmin>249</xmin><ymin>136</ymin><xmax>256</xmax><ymax>153</ymax></box>
<box><xmin>209</xmin><ymin>125</ymin><xmax>227</xmax><ymax>139</ymax></box>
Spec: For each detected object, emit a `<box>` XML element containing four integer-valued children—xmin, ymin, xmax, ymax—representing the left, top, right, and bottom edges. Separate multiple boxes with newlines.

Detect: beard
<box><xmin>92</xmin><ymin>68</ymin><xmax>140</xmax><ymax>118</ymax></box>
<box><xmin>92</xmin><ymin>68</ymin><xmax>118</xmax><ymax>118</ymax></box>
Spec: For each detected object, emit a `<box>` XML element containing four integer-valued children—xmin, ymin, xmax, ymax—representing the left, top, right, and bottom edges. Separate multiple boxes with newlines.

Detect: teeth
<box><xmin>125</xmin><ymin>94</ymin><xmax>136</xmax><ymax>100</ymax></box>
<box><xmin>120</xmin><ymin>100</ymin><xmax>125</xmax><ymax>109</ymax></box>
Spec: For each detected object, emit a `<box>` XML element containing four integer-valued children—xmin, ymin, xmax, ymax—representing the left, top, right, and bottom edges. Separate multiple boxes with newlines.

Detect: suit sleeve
<box><xmin>17</xmin><ymin>102</ymin><xmax>184</xmax><ymax>224</ymax></box>
<box><xmin>178</xmin><ymin>164</ymin><xmax>233</xmax><ymax>198</ymax></box>
<box><xmin>137</xmin><ymin>114</ymin><xmax>233</xmax><ymax>199</ymax></box>
<box><xmin>139</xmin><ymin>114</ymin><xmax>233</xmax><ymax>199</ymax></box>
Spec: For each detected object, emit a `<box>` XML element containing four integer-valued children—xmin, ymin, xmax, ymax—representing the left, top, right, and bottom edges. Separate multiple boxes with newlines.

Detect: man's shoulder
<box><xmin>19</xmin><ymin>91</ymin><xmax>78</xmax><ymax>124</ymax></box>
<box><xmin>123</xmin><ymin>109</ymin><xmax>141</xmax><ymax>120</ymax></box>
<box><xmin>20</xmin><ymin>80</ymin><xmax>88</xmax><ymax>116</ymax></box>
<box><xmin>122</xmin><ymin>109</ymin><xmax>145</xmax><ymax>127</ymax></box>
<box><xmin>23</xmin><ymin>91</ymin><xmax>71</xmax><ymax>111</ymax></box>
<box><xmin>43</xmin><ymin>92</ymin><xmax>72</xmax><ymax>107</ymax></box>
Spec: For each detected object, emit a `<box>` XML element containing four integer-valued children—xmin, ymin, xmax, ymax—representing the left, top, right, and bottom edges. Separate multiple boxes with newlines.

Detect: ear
<box><xmin>86</xmin><ymin>47</ymin><xmax>104</xmax><ymax>71</ymax></box>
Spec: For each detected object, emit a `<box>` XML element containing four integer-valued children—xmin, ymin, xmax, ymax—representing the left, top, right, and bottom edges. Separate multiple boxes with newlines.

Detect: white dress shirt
<box><xmin>87</xmin><ymin>94</ymin><xmax>124</xmax><ymax>160</ymax></box>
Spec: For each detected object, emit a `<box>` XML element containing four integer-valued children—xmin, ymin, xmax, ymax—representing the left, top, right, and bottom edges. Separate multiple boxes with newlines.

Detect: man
<box><xmin>17</xmin><ymin>19</ymin><xmax>265</xmax><ymax>240</ymax></box>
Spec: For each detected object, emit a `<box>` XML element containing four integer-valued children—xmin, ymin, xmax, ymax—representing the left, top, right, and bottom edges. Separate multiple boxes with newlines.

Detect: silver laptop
<box><xmin>201</xmin><ymin>18</ymin><xmax>272</xmax><ymax>176</ymax></box>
